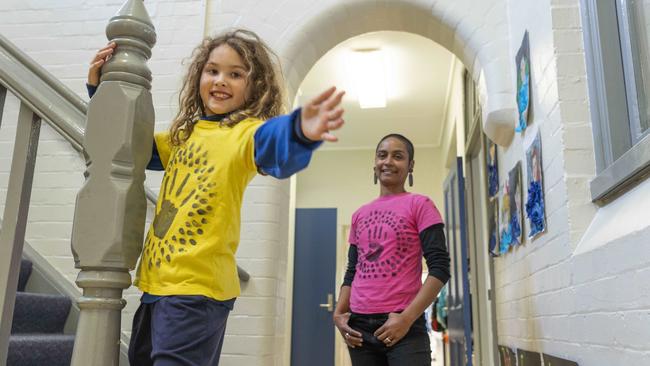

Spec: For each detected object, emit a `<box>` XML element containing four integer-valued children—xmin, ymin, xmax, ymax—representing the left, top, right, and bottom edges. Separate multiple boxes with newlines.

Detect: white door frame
<box><xmin>464</xmin><ymin>106</ymin><xmax>499</xmax><ymax>366</ymax></box>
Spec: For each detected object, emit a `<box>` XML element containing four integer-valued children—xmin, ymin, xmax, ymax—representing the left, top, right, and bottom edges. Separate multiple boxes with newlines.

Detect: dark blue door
<box><xmin>444</xmin><ymin>157</ymin><xmax>473</xmax><ymax>366</ymax></box>
<box><xmin>291</xmin><ymin>208</ymin><xmax>337</xmax><ymax>366</ymax></box>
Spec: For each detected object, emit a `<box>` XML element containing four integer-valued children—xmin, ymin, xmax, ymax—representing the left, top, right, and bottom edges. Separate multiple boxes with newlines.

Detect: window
<box><xmin>581</xmin><ymin>0</ymin><xmax>650</xmax><ymax>202</ymax></box>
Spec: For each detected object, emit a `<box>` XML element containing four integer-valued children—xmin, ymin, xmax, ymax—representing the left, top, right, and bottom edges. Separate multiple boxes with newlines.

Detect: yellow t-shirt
<box><xmin>134</xmin><ymin>117</ymin><xmax>263</xmax><ymax>300</ymax></box>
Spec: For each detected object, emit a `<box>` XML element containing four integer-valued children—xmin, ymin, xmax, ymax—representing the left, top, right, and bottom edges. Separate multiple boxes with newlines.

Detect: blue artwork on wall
<box><xmin>499</xmin><ymin>161</ymin><xmax>523</xmax><ymax>253</ymax></box>
<box><xmin>516</xmin><ymin>31</ymin><xmax>531</xmax><ymax>133</ymax></box>
<box><xmin>525</xmin><ymin>132</ymin><xmax>546</xmax><ymax>239</ymax></box>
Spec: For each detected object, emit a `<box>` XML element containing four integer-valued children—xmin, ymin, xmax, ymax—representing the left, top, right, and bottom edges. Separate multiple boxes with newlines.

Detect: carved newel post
<box><xmin>70</xmin><ymin>1</ymin><xmax>155</xmax><ymax>365</ymax></box>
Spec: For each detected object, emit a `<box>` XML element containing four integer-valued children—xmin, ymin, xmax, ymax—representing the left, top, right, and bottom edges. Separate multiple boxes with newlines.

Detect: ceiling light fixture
<box><xmin>348</xmin><ymin>48</ymin><xmax>387</xmax><ymax>109</ymax></box>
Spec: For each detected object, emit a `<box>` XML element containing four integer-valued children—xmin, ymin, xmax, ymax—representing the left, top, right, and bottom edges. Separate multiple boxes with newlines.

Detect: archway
<box><xmin>277</xmin><ymin>0</ymin><xmax>515</xmax><ymax>146</ymax></box>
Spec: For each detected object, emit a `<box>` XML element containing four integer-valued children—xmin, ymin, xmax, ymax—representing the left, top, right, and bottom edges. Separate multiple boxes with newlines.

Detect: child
<box><xmin>87</xmin><ymin>29</ymin><xmax>345</xmax><ymax>365</ymax></box>
<box><xmin>332</xmin><ymin>134</ymin><xmax>449</xmax><ymax>366</ymax></box>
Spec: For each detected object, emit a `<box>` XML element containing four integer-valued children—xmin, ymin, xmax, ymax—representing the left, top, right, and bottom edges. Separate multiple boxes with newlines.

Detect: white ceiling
<box><xmin>295</xmin><ymin>31</ymin><xmax>455</xmax><ymax>150</ymax></box>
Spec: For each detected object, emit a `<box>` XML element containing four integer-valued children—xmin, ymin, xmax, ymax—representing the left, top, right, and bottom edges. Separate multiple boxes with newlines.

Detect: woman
<box><xmin>333</xmin><ymin>134</ymin><xmax>450</xmax><ymax>365</ymax></box>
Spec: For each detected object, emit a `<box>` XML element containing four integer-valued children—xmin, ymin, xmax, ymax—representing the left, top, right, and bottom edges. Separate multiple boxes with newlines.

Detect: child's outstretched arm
<box><xmin>254</xmin><ymin>87</ymin><xmax>345</xmax><ymax>179</ymax></box>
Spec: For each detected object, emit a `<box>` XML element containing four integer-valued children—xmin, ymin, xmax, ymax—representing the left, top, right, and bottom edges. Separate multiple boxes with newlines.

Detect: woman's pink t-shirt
<box><xmin>348</xmin><ymin>192</ymin><xmax>443</xmax><ymax>314</ymax></box>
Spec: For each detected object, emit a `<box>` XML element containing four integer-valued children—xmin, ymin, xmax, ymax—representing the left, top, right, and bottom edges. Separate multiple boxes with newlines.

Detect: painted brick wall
<box><xmin>494</xmin><ymin>0</ymin><xmax>573</xmax><ymax>353</ymax></box>
<box><xmin>492</xmin><ymin>0</ymin><xmax>650</xmax><ymax>364</ymax></box>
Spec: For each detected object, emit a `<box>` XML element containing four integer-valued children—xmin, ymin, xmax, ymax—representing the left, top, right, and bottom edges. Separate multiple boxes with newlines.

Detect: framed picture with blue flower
<box><xmin>516</xmin><ymin>31</ymin><xmax>531</xmax><ymax>133</ymax></box>
<box><xmin>525</xmin><ymin>132</ymin><xmax>546</xmax><ymax>239</ymax></box>
<box><xmin>486</xmin><ymin>138</ymin><xmax>499</xmax><ymax>201</ymax></box>
<box><xmin>499</xmin><ymin>162</ymin><xmax>523</xmax><ymax>253</ymax></box>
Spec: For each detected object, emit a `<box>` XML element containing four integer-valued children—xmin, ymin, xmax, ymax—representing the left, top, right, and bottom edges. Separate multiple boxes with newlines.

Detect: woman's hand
<box><xmin>374</xmin><ymin>312</ymin><xmax>413</xmax><ymax>347</ymax></box>
<box><xmin>300</xmin><ymin>86</ymin><xmax>345</xmax><ymax>142</ymax></box>
<box><xmin>88</xmin><ymin>42</ymin><xmax>116</xmax><ymax>86</ymax></box>
<box><xmin>333</xmin><ymin>312</ymin><xmax>363</xmax><ymax>348</ymax></box>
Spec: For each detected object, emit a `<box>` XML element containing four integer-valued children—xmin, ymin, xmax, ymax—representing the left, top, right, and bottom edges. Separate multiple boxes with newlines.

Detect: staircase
<box><xmin>7</xmin><ymin>258</ymin><xmax>74</xmax><ymax>366</ymax></box>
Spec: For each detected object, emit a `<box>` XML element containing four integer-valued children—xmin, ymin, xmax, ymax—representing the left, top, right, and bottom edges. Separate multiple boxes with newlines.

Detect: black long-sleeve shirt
<box><xmin>343</xmin><ymin>223</ymin><xmax>450</xmax><ymax>286</ymax></box>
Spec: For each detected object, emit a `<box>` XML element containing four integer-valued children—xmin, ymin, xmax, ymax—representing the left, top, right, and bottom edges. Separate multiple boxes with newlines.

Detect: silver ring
<box><xmin>385</xmin><ymin>337</ymin><xmax>392</xmax><ymax>343</ymax></box>
<box><xmin>345</xmin><ymin>332</ymin><xmax>350</xmax><ymax>338</ymax></box>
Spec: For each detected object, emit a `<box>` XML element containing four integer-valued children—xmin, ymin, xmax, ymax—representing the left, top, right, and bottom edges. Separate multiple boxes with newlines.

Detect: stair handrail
<box><xmin>0</xmin><ymin>33</ymin><xmax>86</xmax><ymax>151</ymax></box>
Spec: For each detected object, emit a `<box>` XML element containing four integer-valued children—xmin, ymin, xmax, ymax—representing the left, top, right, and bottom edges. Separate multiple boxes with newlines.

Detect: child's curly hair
<box><xmin>169</xmin><ymin>29</ymin><xmax>285</xmax><ymax>146</ymax></box>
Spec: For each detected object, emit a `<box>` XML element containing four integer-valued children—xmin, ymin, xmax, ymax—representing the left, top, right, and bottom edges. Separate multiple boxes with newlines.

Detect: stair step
<box><xmin>11</xmin><ymin>292</ymin><xmax>71</xmax><ymax>334</ymax></box>
<box><xmin>8</xmin><ymin>334</ymin><xmax>74</xmax><ymax>366</ymax></box>
<box><xmin>18</xmin><ymin>258</ymin><xmax>32</xmax><ymax>292</ymax></box>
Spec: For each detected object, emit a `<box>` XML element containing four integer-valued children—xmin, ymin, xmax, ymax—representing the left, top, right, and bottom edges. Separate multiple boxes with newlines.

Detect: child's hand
<box><xmin>88</xmin><ymin>42</ymin><xmax>116</xmax><ymax>86</ymax></box>
<box><xmin>300</xmin><ymin>86</ymin><xmax>345</xmax><ymax>142</ymax></box>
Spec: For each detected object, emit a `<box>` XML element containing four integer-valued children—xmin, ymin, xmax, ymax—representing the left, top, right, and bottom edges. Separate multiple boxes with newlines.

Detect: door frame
<box><xmin>335</xmin><ymin>225</ymin><xmax>352</xmax><ymax>366</ymax></box>
<box><xmin>444</xmin><ymin>157</ymin><xmax>473</xmax><ymax>366</ymax></box>
<box><xmin>464</xmin><ymin>110</ymin><xmax>499</xmax><ymax>366</ymax></box>
<box><xmin>284</xmin><ymin>176</ymin><xmax>298</xmax><ymax>366</ymax></box>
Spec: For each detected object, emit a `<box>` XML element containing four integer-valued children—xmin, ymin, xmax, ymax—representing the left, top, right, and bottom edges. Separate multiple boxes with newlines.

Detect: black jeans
<box><xmin>347</xmin><ymin>312</ymin><xmax>431</xmax><ymax>366</ymax></box>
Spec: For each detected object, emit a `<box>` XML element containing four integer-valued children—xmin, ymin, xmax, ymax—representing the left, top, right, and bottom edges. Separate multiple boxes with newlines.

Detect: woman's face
<box><xmin>374</xmin><ymin>137</ymin><xmax>413</xmax><ymax>187</ymax></box>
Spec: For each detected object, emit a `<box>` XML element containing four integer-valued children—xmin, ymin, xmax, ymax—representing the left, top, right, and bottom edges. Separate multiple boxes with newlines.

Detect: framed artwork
<box><xmin>525</xmin><ymin>132</ymin><xmax>546</xmax><ymax>239</ymax></box>
<box><xmin>499</xmin><ymin>182</ymin><xmax>511</xmax><ymax>254</ymax></box>
<box><xmin>509</xmin><ymin>162</ymin><xmax>523</xmax><ymax>246</ymax></box>
<box><xmin>516</xmin><ymin>31</ymin><xmax>531</xmax><ymax>133</ymax></box>
<box><xmin>500</xmin><ymin>162</ymin><xmax>523</xmax><ymax>253</ymax></box>
<box><xmin>486</xmin><ymin>138</ymin><xmax>499</xmax><ymax>200</ymax></box>
<box><xmin>499</xmin><ymin>182</ymin><xmax>512</xmax><ymax>254</ymax></box>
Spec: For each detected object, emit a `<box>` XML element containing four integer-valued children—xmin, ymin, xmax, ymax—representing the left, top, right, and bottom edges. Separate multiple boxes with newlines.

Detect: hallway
<box><xmin>1</xmin><ymin>0</ymin><xmax>650</xmax><ymax>365</ymax></box>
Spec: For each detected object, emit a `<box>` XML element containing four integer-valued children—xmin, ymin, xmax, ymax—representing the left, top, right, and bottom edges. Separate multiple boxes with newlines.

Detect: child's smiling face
<box><xmin>199</xmin><ymin>44</ymin><xmax>250</xmax><ymax>116</ymax></box>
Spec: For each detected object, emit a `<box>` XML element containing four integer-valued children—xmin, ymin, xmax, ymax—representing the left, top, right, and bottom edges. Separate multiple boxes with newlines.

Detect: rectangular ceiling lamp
<box><xmin>349</xmin><ymin>49</ymin><xmax>387</xmax><ymax>109</ymax></box>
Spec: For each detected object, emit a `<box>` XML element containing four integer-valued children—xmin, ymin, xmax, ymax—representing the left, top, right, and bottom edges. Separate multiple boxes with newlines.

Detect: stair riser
<box><xmin>8</xmin><ymin>335</ymin><xmax>74</xmax><ymax>366</ymax></box>
<box><xmin>11</xmin><ymin>293</ymin><xmax>71</xmax><ymax>334</ymax></box>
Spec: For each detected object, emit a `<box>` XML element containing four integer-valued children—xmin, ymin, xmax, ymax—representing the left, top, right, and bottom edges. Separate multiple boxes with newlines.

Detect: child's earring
<box><xmin>408</xmin><ymin>172</ymin><xmax>414</xmax><ymax>187</ymax></box>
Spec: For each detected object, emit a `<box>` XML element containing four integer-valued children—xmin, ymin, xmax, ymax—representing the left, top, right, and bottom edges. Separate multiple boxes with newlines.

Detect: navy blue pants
<box><xmin>128</xmin><ymin>296</ymin><xmax>233</xmax><ymax>366</ymax></box>
<box><xmin>347</xmin><ymin>313</ymin><xmax>431</xmax><ymax>366</ymax></box>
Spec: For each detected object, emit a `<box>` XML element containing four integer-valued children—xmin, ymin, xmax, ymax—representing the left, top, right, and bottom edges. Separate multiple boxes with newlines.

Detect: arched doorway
<box><xmin>291</xmin><ymin>30</ymin><xmax>456</xmax><ymax>366</ymax></box>
<box><xmin>277</xmin><ymin>0</ymin><xmax>515</xmax><ymax>147</ymax></box>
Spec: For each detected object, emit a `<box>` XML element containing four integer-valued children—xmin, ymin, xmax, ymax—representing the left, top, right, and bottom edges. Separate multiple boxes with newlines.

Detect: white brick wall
<box><xmin>490</xmin><ymin>0</ymin><xmax>650</xmax><ymax>364</ymax></box>
<box><xmin>494</xmin><ymin>0</ymin><xmax>579</xmax><ymax>358</ymax></box>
